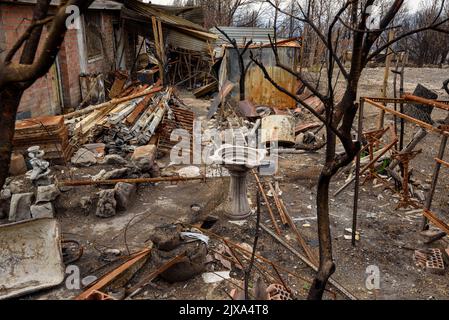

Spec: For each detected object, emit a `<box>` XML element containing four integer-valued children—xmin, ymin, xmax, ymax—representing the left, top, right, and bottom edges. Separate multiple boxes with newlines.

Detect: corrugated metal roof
<box><xmin>150</xmin><ymin>3</ymin><xmax>204</xmax><ymax>25</ymax></box>
<box><xmin>125</xmin><ymin>0</ymin><xmax>211</xmax><ymax>34</ymax></box>
<box><xmin>166</xmin><ymin>29</ymin><xmax>214</xmax><ymax>52</ymax></box>
<box><xmin>121</xmin><ymin>0</ymin><xmax>217</xmax><ymax>52</ymax></box>
<box><xmin>210</xmin><ymin>27</ymin><xmax>275</xmax><ymax>47</ymax></box>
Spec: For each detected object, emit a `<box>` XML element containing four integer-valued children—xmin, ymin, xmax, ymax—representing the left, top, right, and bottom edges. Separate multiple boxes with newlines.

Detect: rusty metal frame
<box><xmin>364</xmin><ymin>96</ymin><xmax>449</xmax><ymax>107</ymax></box>
<box><xmin>352</xmin><ymin>97</ymin><xmax>449</xmax><ymax>244</ymax></box>
<box><xmin>363</xmin><ymin>98</ymin><xmax>449</xmax><ymax>136</ymax></box>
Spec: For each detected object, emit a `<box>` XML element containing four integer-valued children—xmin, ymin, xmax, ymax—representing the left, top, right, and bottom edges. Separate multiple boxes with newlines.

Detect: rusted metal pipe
<box><xmin>402</xmin><ymin>93</ymin><xmax>449</xmax><ymax>112</ymax></box>
<box><xmin>364</xmin><ymin>98</ymin><xmax>449</xmax><ymax>136</ymax></box>
<box><xmin>59</xmin><ymin>175</ymin><xmax>208</xmax><ymax>187</ymax></box>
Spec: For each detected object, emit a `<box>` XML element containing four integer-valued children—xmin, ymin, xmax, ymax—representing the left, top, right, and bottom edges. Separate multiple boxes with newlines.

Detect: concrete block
<box><xmin>36</xmin><ymin>184</ymin><xmax>60</xmax><ymax>203</ymax></box>
<box><xmin>30</xmin><ymin>202</ymin><xmax>54</xmax><ymax>219</ymax></box>
<box><xmin>9</xmin><ymin>192</ymin><xmax>33</xmax><ymax>222</ymax></box>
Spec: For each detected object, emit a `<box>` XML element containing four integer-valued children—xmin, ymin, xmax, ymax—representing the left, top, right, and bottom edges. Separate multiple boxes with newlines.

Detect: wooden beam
<box><xmin>64</xmin><ymin>86</ymin><xmax>161</xmax><ymax>119</ymax></box>
<box><xmin>251</xmin><ymin>170</ymin><xmax>282</xmax><ymax>236</ymax></box>
<box><xmin>74</xmin><ymin>248</ymin><xmax>151</xmax><ymax>300</ymax></box>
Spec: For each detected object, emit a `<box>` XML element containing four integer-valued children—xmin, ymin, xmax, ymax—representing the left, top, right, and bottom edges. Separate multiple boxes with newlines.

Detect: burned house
<box><xmin>0</xmin><ymin>0</ymin><xmax>136</xmax><ymax>118</ymax></box>
<box><xmin>121</xmin><ymin>0</ymin><xmax>218</xmax><ymax>89</ymax></box>
<box><xmin>2</xmin><ymin>0</ymin><xmax>449</xmax><ymax>306</ymax></box>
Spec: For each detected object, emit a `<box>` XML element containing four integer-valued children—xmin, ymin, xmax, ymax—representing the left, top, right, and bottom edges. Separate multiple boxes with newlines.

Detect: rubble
<box><xmin>9</xmin><ymin>180</ymin><xmax>27</xmax><ymax>194</ymax></box>
<box><xmin>131</xmin><ymin>144</ymin><xmax>157</xmax><ymax>172</ymax></box>
<box><xmin>100</xmin><ymin>154</ymin><xmax>128</xmax><ymax>165</ymax></box>
<box><xmin>1</xmin><ymin>188</ymin><xmax>11</xmax><ymax>200</ymax></box>
<box><xmin>28</xmin><ymin>146</ymin><xmax>50</xmax><ymax>183</ymax></box>
<box><xmin>9</xmin><ymin>152</ymin><xmax>27</xmax><ymax>176</ymax></box>
<box><xmin>95</xmin><ymin>189</ymin><xmax>117</xmax><ymax>218</ymax></box>
<box><xmin>150</xmin><ymin>225</ymin><xmax>207</xmax><ymax>283</ymax></box>
<box><xmin>102</xmin><ymin>168</ymin><xmax>129</xmax><ymax>180</ymax></box>
<box><xmin>114</xmin><ymin>182</ymin><xmax>136</xmax><ymax>210</ymax></box>
<box><xmin>80</xmin><ymin>196</ymin><xmax>93</xmax><ymax>214</ymax></box>
<box><xmin>30</xmin><ymin>202</ymin><xmax>54</xmax><ymax>219</ymax></box>
<box><xmin>35</xmin><ymin>184</ymin><xmax>60</xmax><ymax>203</ymax></box>
<box><xmin>71</xmin><ymin>148</ymin><xmax>97</xmax><ymax>167</ymax></box>
<box><xmin>9</xmin><ymin>192</ymin><xmax>34</xmax><ymax>222</ymax></box>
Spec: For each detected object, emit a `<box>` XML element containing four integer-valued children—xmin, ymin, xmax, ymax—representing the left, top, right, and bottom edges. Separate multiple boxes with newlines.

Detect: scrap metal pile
<box><xmin>65</xmin><ymin>83</ymin><xmax>192</xmax><ymax>157</ymax></box>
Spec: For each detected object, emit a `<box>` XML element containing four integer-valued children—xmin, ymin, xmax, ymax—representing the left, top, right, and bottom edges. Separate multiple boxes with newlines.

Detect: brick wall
<box><xmin>0</xmin><ymin>4</ymin><xmax>126</xmax><ymax>118</ymax></box>
<box><xmin>0</xmin><ymin>3</ymin><xmax>61</xmax><ymax>119</ymax></box>
<box><xmin>85</xmin><ymin>12</ymin><xmax>117</xmax><ymax>75</ymax></box>
<box><xmin>58</xmin><ymin>28</ymin><xmax>82</xmax><ymax>109</ymax></box>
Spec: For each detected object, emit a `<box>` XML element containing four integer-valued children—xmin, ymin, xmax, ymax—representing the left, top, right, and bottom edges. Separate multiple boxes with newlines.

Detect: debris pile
<box><xmin>65</xmin><ymin>85</ymin><xmax>193</xmax><ymax>157</ymax></box>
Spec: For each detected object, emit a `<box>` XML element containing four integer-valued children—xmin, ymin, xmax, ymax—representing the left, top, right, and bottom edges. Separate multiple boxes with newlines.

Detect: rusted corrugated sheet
<box><xmin>219</xmin><ymin>46</ymin><xmax>301</xmax><ymax>109</ymax></box>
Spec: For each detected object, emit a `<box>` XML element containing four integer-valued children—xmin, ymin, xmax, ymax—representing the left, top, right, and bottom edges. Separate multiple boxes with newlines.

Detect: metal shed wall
<box><xmin>219</xmin><ymin>46</ymin><xmax>301</xmax><ymax>109</ymax></box>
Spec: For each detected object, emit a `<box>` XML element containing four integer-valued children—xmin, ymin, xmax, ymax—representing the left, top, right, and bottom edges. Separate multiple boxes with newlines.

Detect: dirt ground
<box><xmin>4</xmin><ymin>67</ymin><xmax>449</xmax><ymax>300</ymax></box>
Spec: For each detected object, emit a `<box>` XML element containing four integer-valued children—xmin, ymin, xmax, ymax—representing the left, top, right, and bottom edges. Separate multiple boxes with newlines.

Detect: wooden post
<box><xmin>377</xmin><ymin>30</ymin><xmax>395</xmax><ymax>129</ymax></box>
<box><xmin>152</xmin><ymin>17</ymin><xmax>165</xmax><ymax>85</ymax></box>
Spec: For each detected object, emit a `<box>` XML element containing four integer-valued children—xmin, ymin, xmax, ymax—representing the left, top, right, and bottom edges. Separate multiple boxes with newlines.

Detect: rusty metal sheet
<box><xmin>237</xmin><ymin>100</ymin><xmax>258</xmax><ymax>118</ymax></box>
<box><xmin>158</xmin><ymin>106</ymin><xmax>195</xmax><ymax>150</ymax></box>
<box><xmin>295</xmin><ymin>122</ymin><xmax>321</xmax><ymax>135</ymax></box>
<box><xmin>245</xmin><ymin>65</ymin><xmax>299</xmax><ymax>109</ymax></box>
<box><xmin>0</xmin><ymin>218</ymin><xmax>65</xmax><ymax>299</ymax></box>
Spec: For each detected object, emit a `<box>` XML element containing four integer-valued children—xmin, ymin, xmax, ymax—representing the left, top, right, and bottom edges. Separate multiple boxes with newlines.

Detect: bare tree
<box><xmin>400</xmin><ymin>1</ymin><xmax>449</xmax><ymax>66</ymax></box>
<box><xmin>177</xmin><ymin>0</ymin><xmax>261</xmax><ymax>28</ymax></box>
<box><xmin>251</xmin><ymin>0</ymin><xmax>449</xmax><ymax>300</ymax></box>
<box><xmin>0</xmin><ymin>0</ymin><xmax>94</xmax><ymax>189</ymax></box>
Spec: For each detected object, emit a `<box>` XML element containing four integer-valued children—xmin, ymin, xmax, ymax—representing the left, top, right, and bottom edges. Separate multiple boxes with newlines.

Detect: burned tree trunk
<box><xmin>0</xmin><ymin>87</ymin><xmax>23</xmax><ymax>188</ymax></box>
<box><xmin>0</xmin><ymin>0</ymin><xmax>51</xmax><ymax>188</ymax></box>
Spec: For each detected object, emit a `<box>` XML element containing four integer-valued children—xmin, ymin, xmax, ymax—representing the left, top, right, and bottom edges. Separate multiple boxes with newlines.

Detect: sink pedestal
<box><xmin>224</xmin><ymin>166</ymin><xmax>251</xmax><ymax>220</ymax></box>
